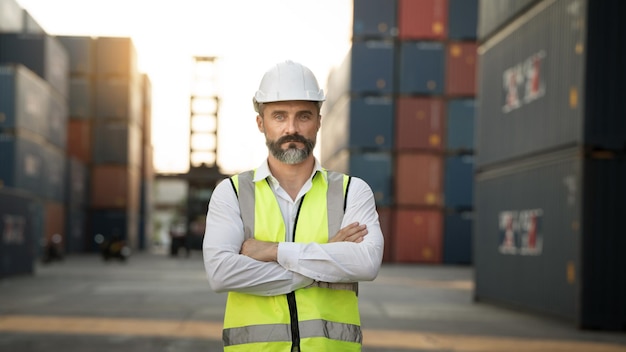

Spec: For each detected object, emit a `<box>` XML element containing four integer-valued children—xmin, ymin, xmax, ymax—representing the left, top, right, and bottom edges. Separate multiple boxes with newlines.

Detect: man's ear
<box><xmin>256</xmin><ymin>115</ymin><xmax>264</xmax><ymax>132</ymax></box>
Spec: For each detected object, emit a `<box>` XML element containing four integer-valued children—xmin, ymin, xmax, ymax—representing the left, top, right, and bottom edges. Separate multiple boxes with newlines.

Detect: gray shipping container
<box><xmin>474</xmin><ymin>147</ymin><xmax>626</xmax><ymax>330</ymax></box>
<box><xmin>476</xmin><ymin>0</ymin><xmax>626</xmax><ymax>169</ymax></box>
<box><xmin>0</xmin><ymin>131</ymin><xmax>45</xmax><ymax>196</ymax></box>
<box><xmin>0</xmin><ymin>64</ymin><xmax>49</xmax><ymax>137</ymax></box>
<box><xmin>58</xmin><ymin>36</ymin><xmax>96</xmax><ymax>76</ymax></box>
<box><xmin>477</xmin><ymin>0</ymin><xmax>539</xmax><ymax>40</ymax></box>
<box><xmin>0</xmin><ymin>0</ymin><xmax>23</xmax><ymax>32</ymax></box>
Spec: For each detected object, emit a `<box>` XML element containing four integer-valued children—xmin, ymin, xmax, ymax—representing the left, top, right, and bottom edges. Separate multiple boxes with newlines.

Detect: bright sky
<box><xmin>16</xmin><ymin>0</ymin><xmax>353</xmax><ymax>175</ymax></box>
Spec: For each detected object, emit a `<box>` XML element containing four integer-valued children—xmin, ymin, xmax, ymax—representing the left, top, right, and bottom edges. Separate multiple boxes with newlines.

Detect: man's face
<box><xmin>257</xmin><ymin>101</ymin><xmax>321</xmax><ymax>165</ymax></box>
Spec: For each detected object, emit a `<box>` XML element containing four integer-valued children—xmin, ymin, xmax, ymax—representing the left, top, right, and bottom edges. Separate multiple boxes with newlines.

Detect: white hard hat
<box><xmin>253</xmin><ymin>60</ymin><xmax>325</xmax><ymax>112</ymax></box>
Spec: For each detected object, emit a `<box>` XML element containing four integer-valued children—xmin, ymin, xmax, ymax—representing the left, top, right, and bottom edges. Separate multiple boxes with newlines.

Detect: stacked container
<box><xmin>474</xmin><ymin>0</ymin><xmax>626</xmax><ymax>331</ymax></box>
<box><xmin>0</xmin><ymin>5</ymin><xmax>70</xmax><ymax>274</ymax></box>
<box><xmin>322</xmin><ymin>0</ymin><xmax>478</xmax><ymax>264</ymax></box>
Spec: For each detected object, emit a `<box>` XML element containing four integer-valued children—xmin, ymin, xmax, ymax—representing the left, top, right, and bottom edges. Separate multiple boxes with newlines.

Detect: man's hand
<box><xmin>241</xmin><ymin>239</ymin><xmax>278</xmax><ymax>262</ymax></box>
<box><xmin>329</xmin><ymin>222</ymin><xmax>368</xmax><ymax>243</ymax></box>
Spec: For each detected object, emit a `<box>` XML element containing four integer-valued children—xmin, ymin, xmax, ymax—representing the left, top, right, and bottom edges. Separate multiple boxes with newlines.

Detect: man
<box><xmin>203</xmin><ymin>60</ymin><xmax>384</xmax><ymax>351</ymax></box>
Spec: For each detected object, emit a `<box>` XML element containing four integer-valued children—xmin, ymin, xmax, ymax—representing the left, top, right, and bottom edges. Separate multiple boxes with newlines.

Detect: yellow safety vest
<box><xmin>223</xmin><ymin>169</ymin><xmax>361</xmax><ymax>351</ymax></box>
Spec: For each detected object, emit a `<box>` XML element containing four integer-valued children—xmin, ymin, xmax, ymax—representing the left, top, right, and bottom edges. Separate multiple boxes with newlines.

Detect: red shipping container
<box><xmin>44</xmin><ymin>201</ymin><xmax>66</xmax><ymax>245</ymax></box>
<box><xmin>393</xmin><ymin>208</ymin><xmax>443</xmax><ymax>263</ymax></box>
<box><xmin>445</xmin><ymin>42</ymin><xmax>477</xmax><ymax>96</ymax></box>
<box><xmin>66</xmin><ymin>119</ymin><xmax>92</xmax><ymax>164</ymax></box>
<box><xmin>91</xmin><ymin>165</ymin><xmax>140</xmax><ymax>210</ymax></box>
<box><xmin>395</xmin><ymin>152</ymin><xmax>443</xmax><ymax>206</ymax></box>
<box><xmin>376</xmin><ymin>206</ymin><xmax>394</xmax><ymax>263</ymax></box>
<box><xmin>395</xmin><ymin>97</ymin><xmax>445</xmax><ymax>151</ymax></box>
<box><xmin>398</xmin><ymin>0</ymin><xmax>448</xmax><ymax>40</ymax></box>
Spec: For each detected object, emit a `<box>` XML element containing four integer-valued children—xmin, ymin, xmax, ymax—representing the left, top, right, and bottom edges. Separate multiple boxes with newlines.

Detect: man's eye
<box><xmin>299</xmin><ymin>115</ymin><xmax>311</xmax><ymax>120</ymax></box>
<box><xmin>273</xmin><ymin>114</ymin><xmax>285</xmax><ymax>120</ymax></box>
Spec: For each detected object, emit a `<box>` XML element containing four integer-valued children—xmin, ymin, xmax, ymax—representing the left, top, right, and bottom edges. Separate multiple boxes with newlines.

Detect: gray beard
<box><xmin>266</xmin><ymin>136</ymin><xmax>315</xmax><ymax>165</ymax></box>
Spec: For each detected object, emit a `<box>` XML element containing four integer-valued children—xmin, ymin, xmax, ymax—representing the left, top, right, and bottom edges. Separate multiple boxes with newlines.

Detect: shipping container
<box><xmin>68</xmin><ymin>76</ymin><xmax>94</xmax><ymax>119</ymax></box>
<box><xmin>352</xmin><ymin>0</ymin><xmax>398</xmax><ymax>39</ymax></box>
<box><xmin>445</xmin><ymin>99</ymin><xmax>475</xmax><ymax>152</ymax></box>
<box><xmin>443</xmin><ymin>154</ymin><xmax>473</xmax><ymax>209</ymax></box>
<box><xmin>0</xmin><ymin>0</ymin><xmax>23</xmax><ymax>32</ymax></box>
<box><xmin>65</xmin><ymin>206</ymin><xmax>85</xmax><ymax>254</ymax></box>
<box><xmin>90</xmin><ymin>164</ymin><xmax>140</xmax><ymax>210</ymax></box>
<box><xmin>58</xmin><ymin>36</ymin><xmax>96</xmax><ymax>76</ymax></box>
<box><xmin>66</xmin><ymin>119</ymin><xmax>92</xmax><ymax>164</ymax></box>
<box><xmin>376</xmin><ymin>206</ymin><xmax>393</xmax><ymax>263</ymax></box>
<box><xmin>95</xmin><ymin>76</ymin><xmax>142</xmax><ymax>124</ymax></box>
<box><xmin>393</xmin><ymin>208</ymin><xmax>443</xmax><ymax>263</ymax></box>
<box><xmin>41</xmin><ymin>145</ymin><xmax>66</xmax><ymax>202</ymax></box>
<box><xmin>324</xmin><ymin>150</ymin><xmax>393</xmax><ymax>207</ymax></box>
<box><xmin>66</xmin><ymin>157</ymin><xmax>88</xmax><ymax>210</ymax></box>
<box><xmin>321</xmin><ymin>95</ymin><xmax>394</xmax><ymax>160</ymax></box>
<box><xmin>395</xmin><ymin>152</ymin><xmax>443</xmax><ymax>207</ymax></box>
<box><xmin>477</xmin><ymin>0</ymin><xmax>539</xmax><ymax>40</ymax></box>
<box><xmin>43</xmin><ymin>200</ymin><xmax>65</xmax><ymax>249</ymax></box>
<box><xmin>0</xmin><ymin>131</ymin><xmax>44</xmax><ymax>196</ymax></box>
<box><xmin>92</xmin><ymin>119</ymin><xmax>142</xmax><ymax>167</ymax></box>
<box><xmin>395</xmin><ymin>96</ymin><xmax>444</xmax><ymax>152</ymax></box>
<box><xmin>0</xmin><ymin>188</ymin><xmax>40</xmax><ymax>278</ymax></box>
<box><xmin>141</xmin><ymin>73</ymin><xmax>152</xmax><ymax>144</ymax></box>
<box><xmin>88</xmin><ymin>208</ymin><xmax>139</xmax><ymax>251</ymax></box>
<box><xmin>324</xmin><ymin>40</ymin><xmax>395</xmax><ymax>111</ymax></box>
<box><xmin>445</xmin><ymin>42</ymin><xmax>477</xmax><ymax>96</ymax></box>
<box><xmin>0</xmin><ymin>33</ymin><xmax>69</xmax><ymax>98</ymax></box>
<box><xmin>397</xmin><ymin>0</ymin><xmax>448</xmax><ymax>40</ymax></box>
<box><xmin>476</xmin><ymin>0</ymin><xmax>626</xmax><ymax>169</ymax></box>
<box><xmin>474</xmin><ymin>147</ymin><xmax>626</xmax><ymax>330</ymax></box>
<box><xmin>22</xmin><ymin>9</ymin><xmax>44</xmax><ymax>34</ymax></box>
<box><xmin>47</xmin><ymin>91</ymin><xmax>67</xmax><ymax>149</ymax></box>
<box><xmin>94</xmin><ymin>37</ymin><xmax>138</xmax><ymax>78</ymax></box>
<box><xmin>447</xmin><ymin>0</ymin><xmax>478</xmax><ymax>40</ymax></box>
<box><xmin>443</xmin><ymin>209</ymin><xmax>473</xmax><ymax>264</ymax></box>
<box><xmin>398</xmin><ymin>41</ymin><xmax>445</xmax><ymax>94</ymax></box>
<box><xmin>0</xmin><ymin>64</ymin><xmax>49</xmax><ymax>137</ymax></box>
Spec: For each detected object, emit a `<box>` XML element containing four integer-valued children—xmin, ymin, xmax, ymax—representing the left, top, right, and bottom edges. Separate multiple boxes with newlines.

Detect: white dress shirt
<box><xmin>203</xmin><ymin>158</ymin><xmax>384</xmax><ymax>296</ymax></box>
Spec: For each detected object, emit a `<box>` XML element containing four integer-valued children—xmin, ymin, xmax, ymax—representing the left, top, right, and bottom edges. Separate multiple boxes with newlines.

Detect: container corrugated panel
<box><xmin>0</xmin><ymin>64</ymin><xmax>50</xmax><ymax>137</ymax></box>
<box><xmin>0</xmin><ymin>131</ymin><xmax>44</xmax><ymax>195</ymax></box>
<box><xmin>352</xmin><ymin>0</ymin><xmax>398</xmax><ymax>39</ymax></box>
<box><xmin>0</xmin><ymin>0</ymin><xmax>23</xmax><ymax>32</ymax></box>
<box><xmin>68</xmin><ymin>76</ymin><xmax>94</xmax><ymax>119</ymax></box>
<box><xmin>376</xmin><ymin>206</ymin><xmax>394</xmax><ymax>263</ymax></box>
<box><xmin>95</xmin><ymin>77</ymin><xmax>142</xmax><ymax>125</ymax></box>
<box><xmin>447</xmin><ymin>0</ymin><xmax>478</xmax><ymax>40</ymax></box>
<box><xmin>95</xmin><ymin>37</ymin><xmax>138</xmax><ymax>78</ymax></box>
<box><xmin>64</xmin><ymin>206</ymin><xmax>85</xmax><ymax>253</ymax></box>
<box><xmin>0</xmin><ymin>189</ymin><xmax>39</xmax><ymax>278</ymax></box>
<box><xmin>397</xmin><ymin>0</ymin><xmax>448</xmax><ymax>40</ymax></box>
<box><xmin>477</xmin><ymin>0</ymin><xmax>591</xmax><ymax>168</ymax></box>
<box><xmin>66</xmin><ymin>157</ymin><xmax>88</xmax><ymax>210</ymax></box>
<box><xmin>443</xmin><ymin>154</ymin><xmax>474</xmax><ymax>209</ymax></box>
<box><xmin>92</xmin><ymin>120</ymin><xmax>142</xmax><ymax>167</ymax></box>
<box><xmin>395</xmin><ymin>152</ymin><xmax>443</xmax><ymax>207</ymax></box>
<box><xmin>90</xmin><ymin>164</ymin><xmax>140</xmax><ymax>210</ymax></box>
<box><xmin>58</xmin><ymin>36</ymin><xmax>96</xmax><ymax>76</ymax></box>
<box><xmin>445</xmin><ymin>99</ymin><xmax>475</xmax><ymax>152</ymax></box>
<box><xmin>393</xmin><ymin>208</ymin><xmax>443</xmax><ymax>263</ymax></box>
<box><xmin>339</xmin><ymin>151</ymin><xmax>393</xmax><ymax>207</ymax></box>
<box><xmin>443</xmin><ymin>210</ymin><xmax>473</xmax><ymax>264</ymax></box>
<box><xmin>477</xmin><ymin>0</ymin><xmax>539</xmax><ymax>40</ymax></box>
<box><xmin>67</xmin><ymin>119</ymin><xmax>92</xmax><ymax>164</ymax></box>
<box><xmin>445</xmin><ymin>42</ymin><xmax>477</xmax><ymax>96</ymax></box>
<box><xmin>395</xmin><ymin>96</ymin><xmax>444</xmax><ymax>152</ymax></box>
<box><xmin>88</xmin><ymin>209</ymin><xmax>138</xmax><ymax>251</ymax></box>
<box><xmin>22</xmin><ymin>9</ymin><xmax>44</xmax><ymax>34</ymax></box>
<box><xmin>399</xmin><ymin>41</ymin><xmax>445</xmax><ymax>94</ymax></box>
<box><xmin>47</xmin><ymin>92</ymin><xmax>67</xmax><ymax>149</ymax></box>
<box><xmin>41</xmin><ymin>145</ymin><xmax>66</xmax><ymax>202</ymax></box>
<box><xmin>321</xmin><ymin>95</ymin><xmax>394</xmax><ymax>160</ymax></box>
<box><xmin>476</xmin><ymin>148</ymin><xmax>626</xmax><ymax>330</ymax></box>
<box><xmin>0</xmin><ymin>33</ymin><xmax>69</xmax><ymax>98</ymax></box>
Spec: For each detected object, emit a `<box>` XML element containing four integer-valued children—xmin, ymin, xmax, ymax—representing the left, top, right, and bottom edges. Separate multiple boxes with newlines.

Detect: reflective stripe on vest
<box><xmin>224</xmin><ymin>169</ymin><xmax>361</xmax><ymax>351</ymax></box>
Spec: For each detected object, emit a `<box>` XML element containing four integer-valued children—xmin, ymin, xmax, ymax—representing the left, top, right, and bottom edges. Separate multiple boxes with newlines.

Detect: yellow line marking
<box><xmin>0</xmin><ymin>315</ymin><xmax>624</xmax><ymax>351</ymax></box>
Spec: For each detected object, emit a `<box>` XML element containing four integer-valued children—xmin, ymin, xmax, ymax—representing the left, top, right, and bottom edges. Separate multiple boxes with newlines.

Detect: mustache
<box><xmin>277</xmin><ymin>134</ymin><xmax>308</xmax><ymax>144</ymax></box>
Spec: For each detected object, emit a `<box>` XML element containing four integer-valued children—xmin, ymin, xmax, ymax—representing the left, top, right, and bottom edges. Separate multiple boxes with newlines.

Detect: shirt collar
<box><xmin>253</xmin><ymin>158</ymin><xmax>326</xmax><ymax>184</ymax></box>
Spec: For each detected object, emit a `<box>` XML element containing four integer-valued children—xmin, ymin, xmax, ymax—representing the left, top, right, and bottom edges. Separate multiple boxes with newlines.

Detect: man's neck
<box><xmin>267</xmin><ymin>156</ymin><xmax>315</xmax><ymax>200</ymax></box>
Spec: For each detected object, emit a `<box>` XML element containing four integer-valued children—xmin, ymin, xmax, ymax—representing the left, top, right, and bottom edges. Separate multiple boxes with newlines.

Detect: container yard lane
<box><xmin>1</xmin><ymin>252</ymin><xmax>625</xmax><ymax>352</ymax></box>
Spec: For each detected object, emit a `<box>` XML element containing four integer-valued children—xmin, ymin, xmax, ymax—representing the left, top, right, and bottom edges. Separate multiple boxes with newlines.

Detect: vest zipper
<box><xmin>288</xmin><ymin>194</ymin><xmax>305</xmax><ymax>351</ymax></box>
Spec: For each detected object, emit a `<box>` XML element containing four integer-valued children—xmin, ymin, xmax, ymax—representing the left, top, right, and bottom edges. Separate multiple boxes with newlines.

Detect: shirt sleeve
<box><xmin>276</xmin><ymin>177</ymin><xmax>384</xmax><ymax>283</ymax></box>
<box><xmin>202</xmin><ymin>178</ymin><xmax>314</xmax><ymax>296</ymax></box>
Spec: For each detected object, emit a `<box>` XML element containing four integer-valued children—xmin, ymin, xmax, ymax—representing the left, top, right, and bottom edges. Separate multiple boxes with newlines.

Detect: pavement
<box><xmin>0</xmin><ymin>250</ymin><xmax>625</xmax><ymax>352</ymax></box>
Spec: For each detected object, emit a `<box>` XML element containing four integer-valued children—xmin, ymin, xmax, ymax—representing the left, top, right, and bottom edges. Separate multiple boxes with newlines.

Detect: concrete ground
<box><xmin>0</xmin><ymin>251</ymin><xmax>625</xmax><ymax>352</ymax></box>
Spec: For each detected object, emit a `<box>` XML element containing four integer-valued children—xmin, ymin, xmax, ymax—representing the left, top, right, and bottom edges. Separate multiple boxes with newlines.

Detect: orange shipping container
<box><xmin>445</xmin><ymin>42</ymin><xmax>477</xmax><ymax>96</ymax></box>
<box><xmin>398</xmin><ymin>0</ymin><xmax>448</xmax><ymax>40</ymax></box>
<box><xmin>66</xmin><ymin>119</ymin><xmax>92</xmax><ymax>164</ymax></box>
<box><xmin>393</xmin><ymin>208</ymin><xmax>443</xmax><ymax>263</ymax></box>
<box><xmin>44</xmin><ymin>201</ymin><xmax>66</xmax><ymax>245</ymax></box>
<box><xmin>395</xmin><ymin>152</ymin><xmax>443</xmax><ymax>206</ymax></box>
<box><xmin>395</xmin><ymin>97</ymin><xmax>445</xmax><ymax>151</ymax></box>
<box><xmin>91</xmin><ymin>165</ymin><xmax>140</xmax><ymax>210</ymax></box>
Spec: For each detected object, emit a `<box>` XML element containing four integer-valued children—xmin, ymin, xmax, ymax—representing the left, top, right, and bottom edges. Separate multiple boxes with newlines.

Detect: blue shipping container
<box><xmin>446</xmin><ymin>99</ymin><xmax>475</xmax><ymax>152</ymax></box>
<box><xmin>444</xmin><ymin>154</ymin><xmax>474</xmax><ymax>209</ymax></box>
<box><xmin>350</xmin><ymin>151</ymin><xmax>393</xmax><ymax>206</ymax></box>
<box><xmin>0</xmin><ymin>189</ymin><xmax>40</xmax><ymax>278</ymax></box>
<box><xmin>399</xmin><ymin>41</ymin><xmax>445</xmax><ymax>94</ymax></box>
<box><xmin>443</xmin><ymin>210</ymin><xmax>473</xmax><ymax>264</ymax></box>
<box><xmin>448</xmin><ymin>0</ymin><xmax>478</xmax><ymax>40</ymax></box>
<box><xmin>68</xmin><ymin>76</ymin><xmax>95</xmax><ymax>119</ymax></box>
<box><xmin>41</xmin><ymin>145</ymin><xmax>66</xmax><ymax>202</ymax></box>
<box><xmin>92</xmin><ymin>120</ymin><xmax>142</xmax><ymax>167</ymax></box>
<box><xmin>352</xmin><ymin>0</ymin><xmax>398</xmax><ymax>39</ymax></box>
<box><xmin>58</xmin><ymin>36</ymin><xmax>96</xmax><ymax>76</ymax></box>
<box><xmin>0</xmin><ymin>132</ymin><xmax>44</xmax><ymax>196</ymax></box>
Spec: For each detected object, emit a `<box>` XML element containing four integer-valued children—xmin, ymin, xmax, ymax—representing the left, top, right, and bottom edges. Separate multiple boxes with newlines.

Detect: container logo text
<box><xmin>502</xmin><ymin>51</ymin><xmax>546</xmax><ymax>113</ymax></box>
<box><xmin>499</xmin><ymin>209</ymin><xmax>543</xmax><ymax>256</ymax></box>
<box><xmin>2</xmin><ymin>214</ymin><xmax>26</xmax><ymax>245</ymax></box>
